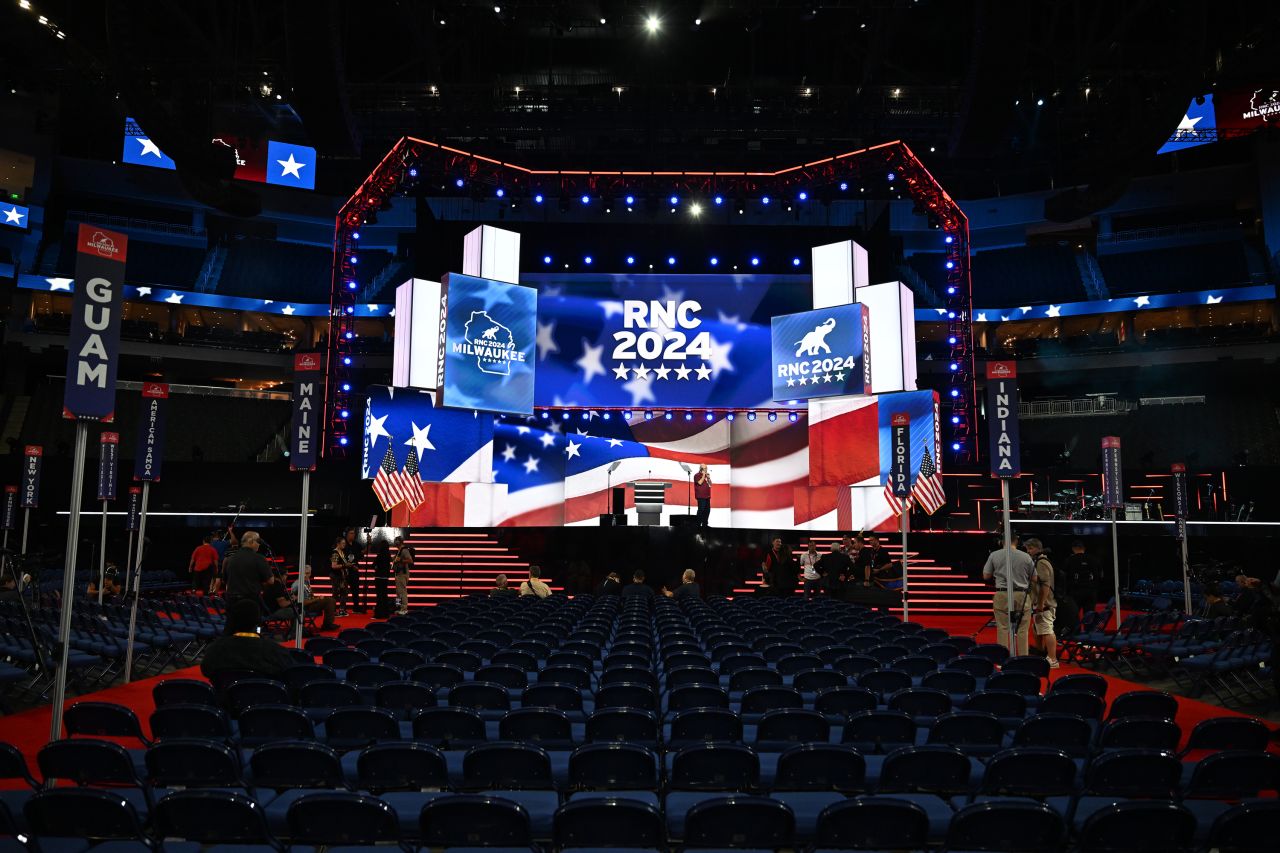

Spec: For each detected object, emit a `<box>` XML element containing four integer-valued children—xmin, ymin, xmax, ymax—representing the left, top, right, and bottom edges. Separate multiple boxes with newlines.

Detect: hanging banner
<box><xmin>890</xmin><ymin>413</ymin><xmax>912</xmax><ymax>498</ymax></box>
<box><xmin>97</xmin><ymin>432</ymin><xmax>120</xmax><ymax>501</ymax></box>
<box><xmin>2</xmin><ymin>486</ymin><xmax>17</xmax><ymax>530</ymax></box>
<box><xmin>1102</xmin><ymin>436</ymin><xmax>1124</xmax><ymax>509</ymax></box>
<box><xmin>125</xmin><ymin>486</ymin><xmax>142</xmax><ymax>531</ymax></box>
<box><xmin>289</xmin><ymin>352</ymin><xmax>322</xmax><ymax>472</ymax></box>
<box><xmin>985</xmin><ymin>361</ymin><xmax>1021</xmax><ymax>477</ymax></box>
<box><xmin>133</xmin><ymin>383</ymin><xmax>168</xmax><ymax>482</ymax></box>
<box><xmin>21</xmin><ymin>446</ymin><xmax>42</xmax><ymax>508</ymax></box>
<box><xmin>63</xmin><ymin>224</ymin><xmax>128</xmax><ymax>422</ymax></box>
<box><xmin>1172</xmin><ymin>462</ymin><xmax>1188</xmax><ymax>541</ymax></box>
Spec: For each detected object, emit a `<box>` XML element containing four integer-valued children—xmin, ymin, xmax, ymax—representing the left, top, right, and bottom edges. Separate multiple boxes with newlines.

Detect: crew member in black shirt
<box><xmin>857</xmin><ymin>533</ymin><xmax>892</xmax><ymax>586</ymax></box>
<box><xmin>1059</xmin><ymin>540</ymin><xmax>1099</xmax><ymax>618</ymax></box>
<box><xmin>817</xmin><ymin>543</ymin><xmax>854</xmax><ymax>599</ymax></box>
<box><xmin>596</xmin><ymin>572</ymin><xmax>622</xmax><ymax>596</ymax></box>
<box><xmin>222</xmin><ymin>531</ymin><xmax>272</xmax><ymax>633</ymax></box>
<box><xmin>762</xmin><ymin>537</ymin><xmax>796</xmax><ymax>596</ymax></box>
<box><xmin>663</xmin><ymin>569</ymin><xmax>701</xmax><ymax>600</ymax></box>
<box><xmin>202</xmin><ymin>599</ymin><xmax>295</xmax><ymax>689</ymax></box>
<box><xmin>344</xmin><ymin>527</ymin><xmax>366</xmax><ymax>613</ymax></box>
<box><xmin>621</xmin><ymin>570</ymin><xmax>657</xmax><ymax>602</ymax></box>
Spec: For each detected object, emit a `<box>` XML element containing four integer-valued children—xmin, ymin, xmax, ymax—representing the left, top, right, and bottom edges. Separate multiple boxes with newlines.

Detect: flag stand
<box><xmin>20</xmin><ymin>509</ymin><xmax>30</xmax><ymax>555</ymax></box>
<box><xmin>900</xmin><ymin>502</ymin><xmax>910</xmax><ymax>623</ymax></box>
<box><xmin>123</xmin><ymin>481</ymin><xmax>151</xmax><ymax>683</ymax></box>
<box><xmin>97</xmin><ymin>500</ymin><xmax>108</xmax><ymax>605</ymax></box>
<box><xmin>1110</xmin><ymin>507</ymin><xmax>1123</xmax><ymax>627</ymax></box>
<box><xmin>295</xmin><ymin>470</ymin><xmax>310</xmax><ymax>649</ymax></box>
<box><xmin>49</xmin><ymin>421</ymin><xmax>89</xmax><ymax>742</ymax></box>
<box><xmin>1001</xmin><ymin>478</ymin><xmax>1018</xmax><ymax>656</ymax></box>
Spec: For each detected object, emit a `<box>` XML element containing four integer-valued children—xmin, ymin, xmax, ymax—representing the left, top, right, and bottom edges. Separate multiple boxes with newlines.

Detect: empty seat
<box><xmin>813</xmin><ymin>797</ymin><xmax>930</xmax><ymax>851</ymax></box>
<box><xmin>555</xmin><ymin>797</ymin><xmax>665</xmax><ymax>850</ymax></box>
<box><xmin>1077</xmin><ymin>800</ymin><xmax>1196</xmax><ymax>852</ymax></box>
<box><xmin>152</xmin><ymin>789</ymin><xmax>278</xmax><ymax>847</ymax></box>
<box><xmin>683</xmin><ymin>795</ymin><xmax>795</xmax><ymax>848</ymax></box>
<box><xmin>286</xmin><ymin>791</ymin><xmax>401</xmax><ymax>845</ymax></box>
<box><xmin>946</xmin><ymin>800</ymin><xmax>1065</xmax><ymax>852</ymax></box>
<box><xmin>413</xmin><ymin>707</ymin><xmax>488</xmax><ymax>747</ymax></box>
<box><xmin>420</xmin><ymin>794</ymin><xmax>533</xmax><ymax>848</ymax></box>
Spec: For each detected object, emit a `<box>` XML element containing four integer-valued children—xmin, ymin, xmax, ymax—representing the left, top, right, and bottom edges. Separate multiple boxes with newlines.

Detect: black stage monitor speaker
<box><xmin>670</xmin><ymin>516</ymin><xmax>699</xmax><ymax>529</ymax></box>
<box><xmin>599</xmin><ymin>514</ymin><xmax>629</xmax><ymax>526</ymax></box>
<box><xmin>611</xmin><ymin>487</ymin><xmax>626</xmax><ymax>516</ymax></box>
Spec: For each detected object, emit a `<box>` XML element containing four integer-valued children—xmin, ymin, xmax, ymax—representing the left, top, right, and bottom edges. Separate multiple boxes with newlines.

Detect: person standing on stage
<box><xmin>1025</xmin><ymin>538</ymin><xmax>1060</xmax><ymax>668</ymax></box>
<box><xmin>221</xmin><ymin>531</ymin><xmax>272</xmax><ymax>634</ymax></box>
<box><xmin>694</xmin><ymin>464</ymin><xmax>712</xmax><ymax>527</ymax></box>
<box><xmin>343</xmin><ymin>527</ymin><xmax>366</xmax><ymax>613</ymax></box>
<box><xmin>856</xmin><ymin>533</ymin><xmax>892</xmax><ymax>586</ymax></box>
<box><xmin>982</xmin><ymin>532</ymin><xmax>1035</xmax><ymax>653</ymax></box>
<box><xmin>800</xmin><ymin>542</ymin><xmax>821</xmax><ymax>600</ymax></box>
<box><xmin>393</xmin><ymin>535</ymin><xmax>414</xmax><ymax>615</ymax></box>
<box><xmin>329</xmin><ymin>536</ymin><xmax>351</xmax><ymax>617</ymax></box>
<box><xmin>188</xmin><ymin>534</ymin><xmax>219</xmax><ymax>594</ymax></box>
<box><xmin>1060</xmin><ymin>540</ymin><xmax>1099</xmax><ymax>619</ymax></box>
<box><xmin>762</xmin><ymin>537</ymin><xmax>796</xmax><ymax>596</ymax></box>
<box><xmin>818</xmin><ymin>542</ymin><xmax>854</xmax><ymax>600</ymax></box>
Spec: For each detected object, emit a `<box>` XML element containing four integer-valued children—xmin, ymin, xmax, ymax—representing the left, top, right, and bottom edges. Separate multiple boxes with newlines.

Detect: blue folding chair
<box><xmin>1207</xmin><ymin>800</ymin><xmax>1280</xmax><ymax>853</ymax></box>
<box><xmin>152</xmin><ymin>678</ymin><xmax>217</xmax><ymax>708</ymax></box>
<box><xmin>1106</xmin><ymin>689</ymin><xmax>1178</xmax><ymax>721</ymax></box>
<box><xmin>249</xmin><ymin>740</ymin><xmax>348</xmax><ymax>832</ymax></box>
<box><xmin>152</xmin><ymin>789</ymin><xmax>281</xmax><ymax>849</ymax></box>
<box><xmin>36</xmin><ymin>738</ymin><xmax>151</xmax><ymax>816</ymax></box>
<box><xmin>238</xmin><ymin>703</ymin><xmax>315</xmax><ymax>745</ymax></box>
<box><xmin>499</xmin><ymin>708</ymin><xmax>575</xmax><ymax>747</ymax></box>
<box><xmin>1181</xmin><ymin>715</ymin><xmax>1270</xmax><ymax>755</ymax></box>
<box><xmin>376</xmin><ymin>680</ymin><xmax>439</xmax><ymax>719</ymax></box>
<box><xmin>554</xmin><ymin>798</ymin><xmax>664</xmax><ymax>851</ymax></box>
<box><xmin>145</xmin><ymin>738</ymin><xmax>246</xmax><ymax>791</ymax></box>
<box><xmin>683</xmin><ymin>795</ymin><xmax>795</xmax><ymax>849</ymax></box>
<box><xmin>286</xmin><ymin>791</ymin><xmax>402</xmax><ymax>846</ymax></box>
<box><xmin>63</xmin><ymin>701</ymin><xmax>151</xmax><ymax>746</ymax></box>
<box><xmin>587</xmin><ymin>709</ymin><xmax>659</xmax><ymax>746</ymax></box>
<box><xmin>567</xmin><ymin>743</ymin><xmax>658</xmax><ymax>799</ymax></box>
<box><xmin>1097</xmin><ymin>716</ymin><xmax>1181</xmax><ymax>751</ymax></box>
<box><xmin>149</xmin><ymin>703</ymin><xmax>234</xmax><ymax>741</ymax></box>
<box><xmin>420</xmin><ymin>794</ymin><xmax>533</xmax><ymax>849</ymax></box>
<box><xmin>24</xmin><ymin>788</ymin><xmax>147</xmax><ymax>845</ymax></box>
<box><xmin>1077</xmin><ymin>800</ymin><xmax>1195</xmax><ymax>852</ymax></box>
<box><xmin>814</xmin><ymin>686</ymin><xmax>877</xmax><ymax>719</ymax></box>
<box><xmin>413</xmin><ymin>707</ymin><xmax>488</xmax><ymax>747</ymax></box>
<box><xmin>841</xmin><ymin>710</ymin><xmax>916</xmax><ymax>754</ymax></box>
<box><xmin>669</xmin><ymin>708</ymin><xmax>743</xmax><ymax>745</ymax></box>
<box><xmin>926</xmin><ymin>711</ymin><xmax>1006</xmax><ymax>757</ymax></box>
<box><xmin>324</xmin><ymin>706</ymin><xmax>402</xmax><ymax>749</ymax></box>
<box><xmin>945</xmin><ymin>800</ymin><xmax>1065</xmax><ymax>852</ymax></box>
<box><xmin>976</xmin><ymin>747</ymin><xmax>1077</xmax><ymax>801</ymax></box>
<box><xmin>813</xmin><ymin>797</ymin><xmax>930</xmax><ymax>852</ymax></box>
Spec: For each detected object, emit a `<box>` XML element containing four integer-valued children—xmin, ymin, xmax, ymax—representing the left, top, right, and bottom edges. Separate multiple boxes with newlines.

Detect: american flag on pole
<box><xmin>883</xmin><ymin>484</ymin><xmax>912</xmax><ymax>517</ymax></box>
<box><xmin>913</xmin><ymin>447</ymin><xmax>946</xmax><ymax>514</ymax></box>
<box><xmin>372</xmin><ymin>443</ymin><xmax>406</xmax><ymax>511</ymax></box>
<box><xmin>397</xmin><ymin>446</ymin><xmax>426</xmax><ymax>511</ymax></box>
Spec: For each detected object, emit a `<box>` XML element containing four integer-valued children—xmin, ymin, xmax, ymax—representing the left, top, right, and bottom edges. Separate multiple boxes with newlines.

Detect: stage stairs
<box><xmin>732</xmin><ymin>535</ymin><xmax>991</xmax><ymax>616</ymax></box>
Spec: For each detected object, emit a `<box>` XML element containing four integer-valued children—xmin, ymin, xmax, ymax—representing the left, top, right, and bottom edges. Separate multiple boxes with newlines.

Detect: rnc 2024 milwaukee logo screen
<box><xmin>440</xmin><ymin>273</ymin><xmax>537</xmax><ymax>415</ymax></box>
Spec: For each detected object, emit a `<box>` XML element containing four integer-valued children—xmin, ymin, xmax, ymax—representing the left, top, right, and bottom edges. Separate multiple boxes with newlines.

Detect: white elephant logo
<box><xmin>794</xmin><ymin>317</ymin><xmax>837</xmax><ymax>357</ymax></box>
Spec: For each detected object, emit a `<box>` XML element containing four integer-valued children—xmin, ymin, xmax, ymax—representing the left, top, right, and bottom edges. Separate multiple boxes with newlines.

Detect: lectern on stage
<box><xmin>628</xmin><ymin>480</ymin><xmax>673</xmax><ymax>526</ymax></box>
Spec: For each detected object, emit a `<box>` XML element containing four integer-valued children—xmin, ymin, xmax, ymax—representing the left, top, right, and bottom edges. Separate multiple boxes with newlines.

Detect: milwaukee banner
<box><xmin>289</xmin><ymin>352</ymin><xmax>322</xmax><ymax>471</ymax></box>
<box><xmin>1172</xmin><ymin>462</ymin><xmax>1189</xmax><ymax>541</ymax></box>
<box><xmin>2</xmin><ymin>486</ymin><xmax>16</xmax><ymax>530</ymax></box>
<box><xmin>985</xmin><ymin>361</ymin><xmax>1021</xmax><ymax>477</ymax></box>
<box><xmin>125</xmin><ymin>486</ymin><xmax>142</xmax><ymax>531</ymax></box>
<box><xmin>63</xmin><ymin>224</ymin><xmax>128</xmax><ymax>421</ymax></box>
<box><xmin>21</xmin><ymin>446</ymin><xmax>42</xmax><ymax>508</ymax></box>
<box><xmin>1102</xmin><ymin>436</ymin><xmax>1124</xmax><ymax>509</ymax></box>
<box><xmin>98</xmin><ymin>431</ymin><xmax>120</xmax><ymax>501</ymax></box>
<box><xmin>133</xmin><ymin>383</ymin><xmax>168</xmax><ymax>482</ymax></box>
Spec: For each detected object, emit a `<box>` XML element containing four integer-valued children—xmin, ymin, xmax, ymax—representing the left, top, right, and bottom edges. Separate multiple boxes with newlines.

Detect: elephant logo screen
<box><xmin>770</xmin><ymin>303</ymin><xmax>872</xmax><ymax>401</ymax></box>
<box><xmin>439</xmin><ymin>272</ymin><xmax>537</xmax><ymax>416</ymax></box>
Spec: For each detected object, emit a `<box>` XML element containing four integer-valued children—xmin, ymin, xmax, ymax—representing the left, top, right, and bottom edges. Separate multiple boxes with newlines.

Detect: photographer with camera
<box><xmin>1024</xmin><ymin>538</ymin><xmax>1060</xmax><ymax>669</ymax></box>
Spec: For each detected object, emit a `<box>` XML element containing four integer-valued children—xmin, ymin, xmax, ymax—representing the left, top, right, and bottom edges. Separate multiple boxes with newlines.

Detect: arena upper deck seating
<box><xmin>4</xmin><ymin>593</ymin><xmax>1277</xmax><ymax>852</ymax></box>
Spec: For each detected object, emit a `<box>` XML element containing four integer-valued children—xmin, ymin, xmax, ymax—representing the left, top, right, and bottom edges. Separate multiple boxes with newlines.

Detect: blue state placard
<box><xmin>770</xmin><ymin>302</ymin><xmax>872</xmax><ymax>401</ymax></box>
<box><xmin>439</xmin><ymin>273</ymin><xmax>538</xmax><ymax>415</ymax></box>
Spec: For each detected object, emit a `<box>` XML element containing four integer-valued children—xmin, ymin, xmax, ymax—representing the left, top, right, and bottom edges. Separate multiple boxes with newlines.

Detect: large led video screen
<box><xmin>438</xmin><ymin>272</ymin><xmax>538</xmax><ymax>416</ymax></box>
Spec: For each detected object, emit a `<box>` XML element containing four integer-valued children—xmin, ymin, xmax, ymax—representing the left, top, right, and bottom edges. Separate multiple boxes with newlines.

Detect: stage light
<box><xmin>645</xmin><ymin>15</ymin><xmax>661</xmax><ymax>33</ymax></box>
<box><xmin>543</xmin><ymin>255</ymin><xmax>552</xmax><ymax>264</ymax></box>
<box><xmin>339</xmin><ymin>437</ymin><xmax>348</xmax><ymax>446</ymax></box>
<box><xmin>695</xmin><ymin>17</ymin><xmax>702</xmax><ymax>25</ymax></box>
<box><xmin>949</xmin><ymin>363</ymin><xmax>958</xmax><ymax>371</ymax></box>
<box><xmin>726</xmin><ymin>412</ymin><xmax>735</xmax><ymax>421</ymax></box>
<box><xmin>340</xmin><ymin>409</ymin><xmax>350</xmax><ymax>419</ymax></box>
<box><xmin>792</xmin><ymin>257</ymin><xmax>801</xmax><ymax>267</ymax></box>
<box><xmin>601</xmin><ymin>17</ymin><xmax>607</xmax><ymax>24</ymax></box>
<box><xmin>496</xmin><ymin>188</ymin><xmax>505</xmax><ymax>198</ymax></box>
<box><xmin>582</xmin><ymin>411</ymin><xmax>590</xmax><ymax>420</ymax></box>
<box><xmin>584</xmin><ymin>255</ymin><xmax>593</xmax><ymax>265</ymax></box>
<box><xmin>952</xmin><ymin>442</ymin><xmax>961</xmax><ymax>451</ymax></box>
<box><xmin>887</xmin><ymin>172</ymin><xmax>895</xmax><ymax>181</ymax></box>
<box><xmin>947</xmin><ymin>287</ymin><xmax>956</xmax><ymax>295</ymax></box>
<box><xmin>667</xmin><ymin>256</ymin><xmax>676</xmax><ymax>266</ymax></box>
<box><xmin>714</xmin><ymin>195</ymin><xmax>723</xmax><ymax>205</ymax></box>
<box><xmin>343</xmin><ymin>330</ymin><xmax>353</xmax><ymax>339</ymax></box>
<box><xmin>685</xmin><ymin>412</ymin><xmax>693</xmax><ymax>421</ymax></box>
<box><xmin>347</xmin><ymin>281</ymin><xmax>357</xmax><ymax>290</ymax></box>
<box><xmin>664</xmin><ymin>412</ymin><xmax>673</xmax><ymax>420</ymax></box>
<box><xmin>408</xmin><ymin>168</ymin><xmax>418</xmax><ymax>178</ymax></box>
<box><xmin>343</xmin><ymin>357</ymin><xmax>352</xmax><ymax>365</ymax></box>
<box><xmin>349</xmin><ymin>256</ymin><xmax>358</xmax><ymax>264</ymax></box>
<box><xmin>747</xmin><ymin>412</ymin><xmax>757</xmax><ymax>421</ymax></box>
<box><xmin>535</xmin><ymin>193</ymin><xmax>544</xmax><ymax>203</ymax></box>
<box><xmin>602</xmin><ymin>412</ymin><xmax>611</xmax><ymax>420</ymax></box>
<box><xmin>689</xmin><ymin>202</ymin><xmax>702</xmax><ymax>217</ymax></box>
<box><xmin>625</xmin><ymin>194</ymin><xmax>635</xmax><ymax>205</ymax></box>
<box><xmin>668</xmin><ymin>195</ymin><xmax>679</xmax><ymax>207</ymax></box>
<box><xmin>951</xmin><ymin>416</ymin><xmax>960</xmax><ymax>424</ymax></box>
<box><xmin>761</xmin><ymin>196</ymin><xmax>771</xmax><ymax>205</ymax></box>
<box><xmin>644</xmin><ymin>410</ymin><xmax>653</xmax><ymax>420</ymax></box>
<box><xmin>1036</xmin><ymin>98</ymin><xmax>1044</xmax><ymax>107</ymax></box>
<box><xmin>768</xmin><ymin>412</ymin><xmax>778</xmax><ymax>422</ymax></box>
<box><xmin>948</xmin><ymin>336</ymin><xmax>957</xmax><ymax>345</ymax></box>
<box><xmin>352</xmin><ymin>231</ymin><xmax>360</xmax><ymax>240</ymax></box>
<box><xmin>789</xmin><ymin>412</ymin><xmax>799</xmax><ymax>422</ymax></box>
<box><xmin>944</xmin><ymin>235</ymin><xmax>953</xmax><ymax>244</ymax></box>
<box><xmin>948</xmin><ymin>311</ymin><xmax>956</xmax><ymax>319</ymax></box>
<box><xmin>839</xmin><ymin>181</ymin><xmax>848</xmax><ymax>191</ymax></box>
<box><xmin>950</xmin><ymin>388</ymin><xmax>960</xmax><ymax>398</ymax></box>
<box><xmin>455</xmin><ymin>178</ymin><xmax>465</xmax><ymax>187</ymax></box>
<box><xmin>341</xmin><ymin>383</ymin><xmax>350</xmax><ymax>392</ymax></box>
<box><xmin>624</xmin><ymin>410</ymin><xmax>633</xmax><ymax>419</ymax></box>
<box><xmin>562</xmin><ymin>412</ymin><xmax>570</xmax><ymax>420</ymax></box>
<box><xmin>540</xmin><ymin>411</ymin><xmax>549</xmax><ymax>419</ymax></box>
<box><xmin>945</xmin><ymin>260</ymin><xmax>955</xmax><ymax>269</ymax></box>
<box><xmin>580</xmin><ymin>194</ymin><xmax>590</xmax><ymax>205</ymax></box>
<box><xmin>709</xmin><ymin>257</ymin><xmax>718</xmax><ymax>266</ymax></box>
<box><xmin>798</xmin><ymin>191</ymin><xmax>808</xmax><ymax>201</ymax></box>
<box><xmin>705</xmin><ymin>412</ymin><xmax>714</xmax><ymax>422</ymax></box>
<box><xmin>345</xmin><ymin>306</ymin><xmax>355</xmax><ymax>314</ymax></box>
<box><xmin>493</xmin><ymin>5</ymin><xmax>501</xmax><ymax>12</ymax></box>
<box><xmin>750</xmin><ymin>257</ymin><xmax>760</xmax><ymax>266</ymax></box>
<box><xmin>626</xmin><ymin>256</ymin><xmax>635</xmax><ymax>265</ymax></box>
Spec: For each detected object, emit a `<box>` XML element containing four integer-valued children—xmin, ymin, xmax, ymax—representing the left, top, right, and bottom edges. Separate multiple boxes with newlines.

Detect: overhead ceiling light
<box><xmin>645</xmin><ymin>15</ymin><xmax>661</xmax><ymax>33</ymax></box>
<box><xmin>600</xmin><ymin>17</ymin><xmax>607</xmax><ymax>24</ymax></box>
<box><xmin>689</xmin><ymin>203</ymin><xmax>703</xmax><ymax>217</ymax></box>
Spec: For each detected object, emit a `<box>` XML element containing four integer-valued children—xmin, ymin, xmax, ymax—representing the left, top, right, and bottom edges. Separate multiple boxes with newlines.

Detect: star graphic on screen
<box><xmin>405</xmin><ymin>422</ymin><xmax>436</xmax><ymax>457</ymax></box>
<box><xmin>135</xmin><ymin>287</ymin><xmax>152</xmax><ymax>297</ymax></box>
<box><xmin>367</xmin><ymin>304</ymin><xmax>380</xmax><ymax>313</ymax></box>
<box><xmin>501</xmin><ymin>444</ymin><xmax>517</xmax><ymax>462</ymax></box>
<box><xmin>1046</xmin><ymin>304</ymin><xmax>1061</xmax><ymax>317</ymax></box>
<box><xmin>786</xmin><ymin>378</ymin><xmax>796</xmax><ymax>387</ymax></box>
<box><xmin>674</xmin><ymin>364</ymin><xmax>692</xmax><ymax>381</ymax></box>
<box><xmin>798</xmin><ymin>376</ymin><xmax>809</xmax><ymax>386</ymax></box>
<box><xmin>660</xmin><ymin>282</ymin><xmax>686</xmax><ymax>305</ymax></box>
<box><xmin>975</xmin><ymin>312</ymin><xmax>987</xmax><ymax>322</ymax></box>
<box><xmin>539</xmin><ymin>432</ymin><xmax>557</xmax><ymax>448</ymax></box>
<box><xmin>607</xmin><ymin>437</ymin><xmax>624</xmax><ymax>448</ymax></box>
<box><xmin>695</xmin><ymin>363</ymin><xmax>712</xmax><ymax>381</ymax></box>
<box><xmin>366</xmin><ymin>412</ymin><xmax>391</xmax><ymax>449</ymax></box>
<box><xmin>565</xmin><ymin>440</ymin><xmax>582</xmax><ymax>459</ymax></box>
<box><xmin>1000</xmin><ymin>315</ymin><xmax>1009</xmax><ymax>321</ymax></box>
<box><xmin>137</xmin><ymin>137</ymin><xmax>164</xmax><ymax>158</ymax></box>
<box><xmin>536</xmin><ymin>320</ymin><xmax>559</xmax><ymax>361</ymax></box>
<box><xmin>1133</xmin><ymin>295</ymin><xmax>1151</xmax><ymax>307</ymax></box>
<box><xmin>523</xmin><ymin>455</ymin><xmax>541</xmax><ymax>474</ymax></box>
<box><xmin>515</xmin><ymin>425</ymin><xmax>531</xmax><ymax>435</ymax></box>
<box><xmin>705</xmin><ymin>335</ymin><xmax>735</xmax><ymax>376</ymax></box>
<box><xmin>632</xmin><ymin>364</ymin><xmax>651</xmax><ymax>380</ymax></box>
<box><xmin>575</xmin><ymin>427</ymin><xmax>590</xmax><ymax>437</ymax></box>
<box><xmin>282</xmin><ymin>305</ymin><xmax>296</xmax><ymax>315</ymax></box>
<box><xmin>3</xmin><ymin>206</ymin><xmax>24</xmax><ymax>225</ymax></box>
<box><xmin>654</xmin><ymin>364</ymin><xmax>671</xmax><ymax>380</ymax></box>
<box><xmin>164</xmin><ymin>292</ymin><xmax>184</xmax><ymax>304</ymax></box>
<box><xmin>47</xmin><ymin>278</ymin><xmax>73</xmax><ymax>291</ymax></box>
<box><xmin>1019</xmin><ymin>306</ymin><xmax>1032</xmax><ymax>314</ymax></box>
<box><xmin>823</xmin><ymin>374</ymin><xmax>833</xmax><ymax>383</ymax></box>
<box><xmin>548</xmin><ymin>420</ymin><xmax>563</xmax><ymax>435</ymax></box>
<box><xmin>576</xmin><ymin>339</ymin><xmax>606</xmax><ymax>385</ymax></box>
<box><xmin>1174</xmin><ymin>112</ymin><xmax>1203</xmax><ymax>134</ymax></box>
<box><xmin>834</xmin><ymin>371</ymin><xmax>846</xmax><ymax>382</ymax></box>
<box><xmin>600</xmin><ymin>300</ymin><xmax>625</xmax><ymax>319</ymax></box>
<box><xmin>1206</xmin><ymin>294</ymin><xmax>1223</xmax><ymax>304</ymax></box>
<box><xmin>612</xmin><ymin>364</ymin><xmax>630</xmax><ymax>381</ymax></box>
<box><xmin>623</xmin><ymin>372</ymin><xmax>656</xmax><ymax>406</ymax></box>
<box><xmin>277</xmin><ymin>153</ymin><xmax>307</xmax><ymax>179</ymax></box>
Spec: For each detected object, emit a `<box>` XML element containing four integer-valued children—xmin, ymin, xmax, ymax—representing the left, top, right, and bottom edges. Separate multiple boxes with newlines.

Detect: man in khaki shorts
<box><xmin>1025</xmin><ymin>538</ymin><xmax>1059</xmax><ymax>668</ymax></box>
<box><xmin>982</xmin><ymin>532</ymin><xmax>1034</xmax><ymax>654</ymax></box>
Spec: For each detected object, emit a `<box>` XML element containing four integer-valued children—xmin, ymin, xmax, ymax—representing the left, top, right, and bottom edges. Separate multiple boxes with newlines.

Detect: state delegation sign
<box><xmin>63</xmin><ymin>224</ymin><xmax>127</xmax><ymax>421</ymax></box>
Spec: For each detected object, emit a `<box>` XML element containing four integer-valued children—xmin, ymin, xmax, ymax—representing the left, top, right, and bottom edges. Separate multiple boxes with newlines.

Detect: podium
<box><xmin>628</xmin><ymin>480</ymin><xmax>672</xmax><ymax>526</ymax></box>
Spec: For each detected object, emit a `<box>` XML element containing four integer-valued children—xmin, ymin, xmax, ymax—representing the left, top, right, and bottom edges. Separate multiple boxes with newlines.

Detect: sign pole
<box><xmin>1110</xmin><ymin>506</ymin><xmax>1122</xmax><ymax>626</ymax></box>
<box><xmin>890</xmin><ymin>412</ymin><xmax>912</xmax><ymax>623</ymax></box>
<box><xmin>20</xmin><ymin>510</ymin><xmax>29</xmax><ymax>556</ymax></box>
<box><xmin>900</xmin><ymin>501</ymin><xmax>910</xmax><ymax>623</ymax></box>
<box><xmin>295</xmin><ymin>470</ymin><xmax>310</xmax><ymax>649</ymax></box>
<box><xmin>1</xmin><ymin>486</ymin><xmax>15</xmax><ymax>584</ymax></box>
<box><xmin>96</xmin><ymin>431</ymin><xmax>120</xmax><ymax>605</ymax></box>
<box><xmin>1172</xmin><ymin>463</ymin><xmax>1192</xmax><ymax>614</ymax></box>
<box><xmin>49</xmin><ymin>421</ymin><xmax>89</xmax><ymax>742</ymax></box>
<box><xmin>98</xmin><ymin>501</ymin><xmax>108</xmax><ymax>605</ymax></box>
<box><xmin>123</xmin><ymin>480</ymin><xmax>150</xmax><ymax>683</ymax></box>
<box><xmin>1101</xmin><ymin>436</ymin><xmax>1125</xmax><ymax>627</ymax></box>
<box><xmin>1002</xmin><ymin>478</ymin><xmax>1016</xmax><ymax>655</ymax></box>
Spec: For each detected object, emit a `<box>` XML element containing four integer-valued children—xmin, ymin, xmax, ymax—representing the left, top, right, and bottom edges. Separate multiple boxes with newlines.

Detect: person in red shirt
<box><xmin>694</xmin><ymin>463</ymin><xmax>712</xmax><ymax>527</ymax></box>
<box><xmin>189</xmin><ymin>534</ymin><xmax>220</xmax><ymax>594</ymax></box>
